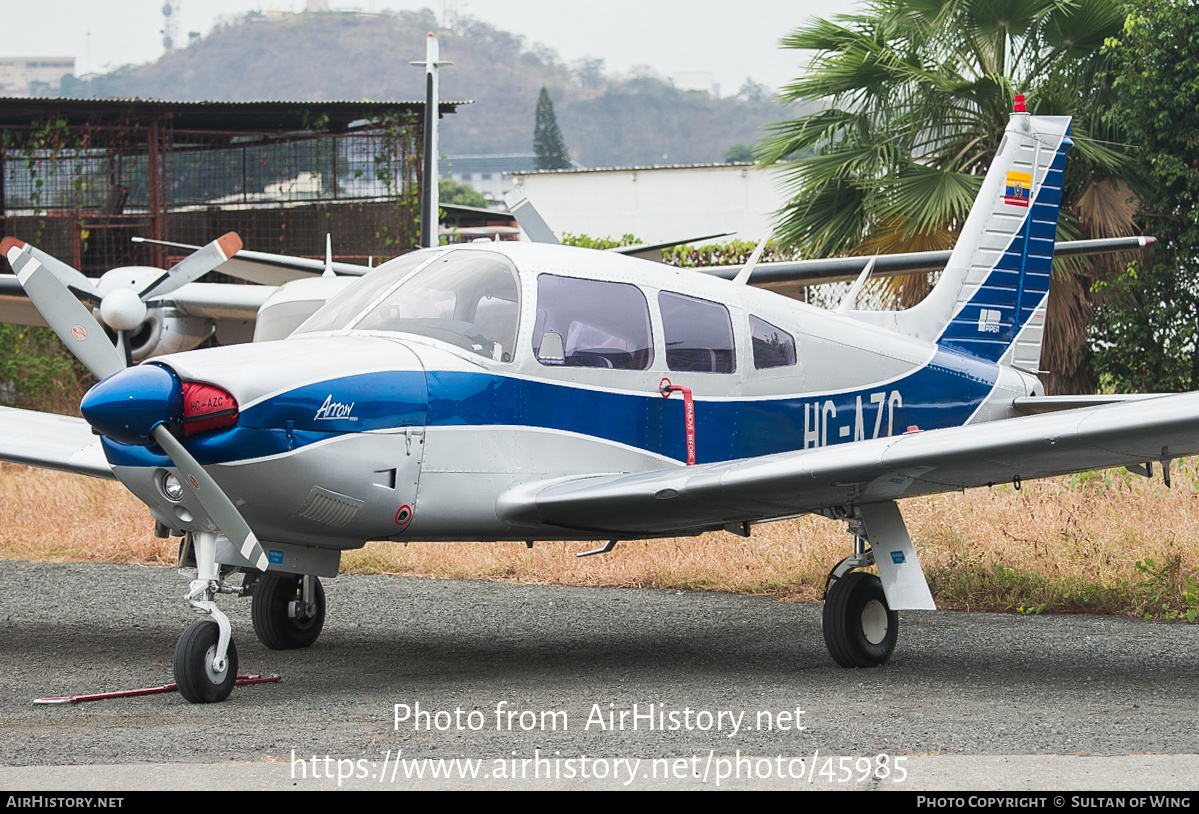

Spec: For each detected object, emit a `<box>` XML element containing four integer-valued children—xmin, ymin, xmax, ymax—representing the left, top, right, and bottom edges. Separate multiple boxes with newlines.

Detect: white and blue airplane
<box><xmin>2</xmin><ymin>78</ymin><xmax>1193</xmax><ymax>703</ymax></box>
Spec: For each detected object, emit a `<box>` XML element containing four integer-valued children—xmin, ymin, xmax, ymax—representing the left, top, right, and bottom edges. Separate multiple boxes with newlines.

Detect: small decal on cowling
<box><xmin>315</xmin><ymin>394</ymin><xmax>358</xmax><ymax>421</ymax></box>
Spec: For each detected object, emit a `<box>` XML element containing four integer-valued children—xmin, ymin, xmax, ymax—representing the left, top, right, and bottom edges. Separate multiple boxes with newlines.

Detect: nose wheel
<box><xmin>174</xmin><ymin>620</ymin><xmax>239</xmax><ymax>703</ymax></box>
<box><xmin>251</xmin><ymin>573</ymin><xmax>326</xmax><ymax>650</ymax></box>
<box><xmin>821</xmin><ymin>571</ymin><xmax>898</xmax><ymax>667</ymax></box>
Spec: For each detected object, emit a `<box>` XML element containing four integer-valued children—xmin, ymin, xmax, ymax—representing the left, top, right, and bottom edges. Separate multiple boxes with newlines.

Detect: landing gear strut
<box><xmin>251</xmin><ymin>573</ymin><xmax>326</xmax><ymax>650</ymax></box>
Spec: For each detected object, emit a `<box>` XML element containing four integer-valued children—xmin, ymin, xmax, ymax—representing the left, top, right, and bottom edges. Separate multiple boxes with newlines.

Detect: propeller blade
<box><xmin>114</xmin><ymin>330</ymin><xmax>133</xmax><ymax>368</ymax></box>
<box><xmin>139</xmin><ymin>232</ymin><xmax>243</xmax><ymax>300</ymax></box>
<box><xmin>5</xmin><ymin>244</ymin><xmax>124</xmax><ymax>380</ymax></box>
<box><xmin>151</xmin><ymin>425</ymin><xmax>269</xmax><ymax>572</ymax></box>
<box><xmin>0</xmin><ymin>237</ymin><xmax>99</xmax><ymax>302</ymax></box>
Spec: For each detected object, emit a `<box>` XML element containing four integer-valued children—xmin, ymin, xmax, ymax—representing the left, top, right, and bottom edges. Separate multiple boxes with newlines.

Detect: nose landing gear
<box><xmin>174</xmin><ymin>531</ymin><xmax>242</xmax><ymax>703</ymax></box>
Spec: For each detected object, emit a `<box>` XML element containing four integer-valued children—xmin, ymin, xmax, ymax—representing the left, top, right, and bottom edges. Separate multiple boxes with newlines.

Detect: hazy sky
<box><xmin>6</xmin><ymin>0</ymin><xmax>857</xmax><ymax>93</ymax></box>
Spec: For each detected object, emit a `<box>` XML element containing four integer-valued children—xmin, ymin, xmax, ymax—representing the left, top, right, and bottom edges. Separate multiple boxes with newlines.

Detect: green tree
<box><xmin>0</xmin><ymin>326</ymin><xmax>93</xmax><ymax>415</ymax></box>
<box><xmin>1090</xmin><ymin>2</ymin><xmax>1199</xmax><ymax>392</ymax></box>
<box><xmin>533</xmin><ymin>86</ymin><xmax>572</xmax><ymax>170</ymax></box>
<box><xmin>438</xmin><ymin>177</ymin><xmax>488</xmax><ymax>208</ymax></box>
<box><xmin>723</xmin><ymin>144</ymin><xmax>754</xmax><ymax>163</ymax></box>
<box><xmin>761</xmin><ymin>0</ymin><xmax>1132</xmax><ymax>394</ymax></box>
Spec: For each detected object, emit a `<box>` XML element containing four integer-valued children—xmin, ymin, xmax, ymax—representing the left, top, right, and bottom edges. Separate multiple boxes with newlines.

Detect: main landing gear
<box><xmin>249</xmin><ymin>573</ymin><xmax>326</xmax><ymax>650</ymax></box>
<box><xmin>822</xmin><ymin>570</ymin><xmax>898</xmax><ymax>668</ymax></box>
<box><xmin>818</xmin><ymin>504</ymin><xmax>921</xmax><ymax>669</ymax></box>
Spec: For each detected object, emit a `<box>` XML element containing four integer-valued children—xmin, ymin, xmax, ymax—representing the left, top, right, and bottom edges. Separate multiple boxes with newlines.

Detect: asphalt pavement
<box><xmin>1</xmin><ymin>560</ymin><xmax>1197</xmax><ymax>791</ymax></box>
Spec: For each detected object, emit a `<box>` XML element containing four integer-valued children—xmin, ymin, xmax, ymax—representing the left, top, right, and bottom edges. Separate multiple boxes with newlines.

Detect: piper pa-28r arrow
<box><xmin>1</xmin><ymin>93</ymin><xmax>1192</xmax><ymax>703</ymax></box>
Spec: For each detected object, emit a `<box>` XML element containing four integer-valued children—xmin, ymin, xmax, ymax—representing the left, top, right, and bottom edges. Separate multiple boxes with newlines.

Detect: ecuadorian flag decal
<box><xmin>1004</xmin><ymin>170</ymin><xmax>1032</xmax><ymax>207</ymax></box>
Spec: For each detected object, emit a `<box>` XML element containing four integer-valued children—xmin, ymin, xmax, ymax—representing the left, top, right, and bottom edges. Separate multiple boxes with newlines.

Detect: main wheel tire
<box><xmin>174</xmin><ymin>620</ymin><xmax>238</xmax><ymax>703</ymax></box>
<box><xmin>821</xmin><ymin>571</ymin><xmax>898</xmax><ymax>668</ymax></box>
<box><xmin>252</xmin><ymin>574</ymin><xmax>326</xmax><ymax>650</ymax></box>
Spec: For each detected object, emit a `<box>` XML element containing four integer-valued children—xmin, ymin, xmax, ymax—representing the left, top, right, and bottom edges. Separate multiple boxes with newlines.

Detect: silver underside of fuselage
<box><xmin>115</xmin><ymin>422</ymin><xmax>680</xmax><ymax>558</ymax></box>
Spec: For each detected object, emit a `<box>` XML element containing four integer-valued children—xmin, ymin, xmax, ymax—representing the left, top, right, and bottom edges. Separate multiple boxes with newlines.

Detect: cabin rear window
<box><xmin>659</xmin><ymin>291</ymin><xmax>735</xmax><ymax>373</ymax></box>
<box><xmin>533</xmin><ymin>275</ymin><xmax>653</xmax><ymax>370</ymax></box>
<box><xmin>750</xmin><ymin>315</ymin><xmax>797</xmax><ymax>369</ymax></box>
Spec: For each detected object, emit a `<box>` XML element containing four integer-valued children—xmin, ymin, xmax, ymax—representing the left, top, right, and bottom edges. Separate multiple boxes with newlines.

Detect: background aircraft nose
<box><xmin>80</xmin><ymin>364</ymin><xmax>183</xmax><ymax>446</ymax></box>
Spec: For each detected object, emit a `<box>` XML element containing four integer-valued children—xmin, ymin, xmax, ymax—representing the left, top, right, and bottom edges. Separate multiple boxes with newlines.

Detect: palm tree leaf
<box><xmin>871</xmin><ymin>164</ymin><xmax>984</xmax><ymax>235</ymax></box>
<box><xmin>1075</xmin><ymin>179</ymin><xmax>1138</xmax><ymax>238</ymax></box>
<box><xmin>773</xmin><ymin>180</ymin><xmax>873</xmax><ymax>258</ymax></box>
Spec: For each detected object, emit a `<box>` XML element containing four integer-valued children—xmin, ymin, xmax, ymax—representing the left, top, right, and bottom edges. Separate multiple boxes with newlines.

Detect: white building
<box><xmin>443</xmin><ymin>154</ymin><xmax>541</xmax><ymax>205</ymax></box>
<box><xmin>511</xmin><ymin>162</ymin><xmax>787</xmax><ymax>245</ymax></box>
<box><xmin>0</xmin><ymin>57</ymin><xmax>75</xmax><ymax>97</ymax></box>
<box><xmin>672</xmin><ymin>71</ymin><xmax>719</xmax><ymax>98</ymax></box>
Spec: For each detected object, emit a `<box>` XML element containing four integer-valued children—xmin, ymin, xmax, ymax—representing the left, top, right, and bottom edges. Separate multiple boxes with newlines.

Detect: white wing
<box><xmin>498</xmin><ymin>393</ymin><xmax>1199</xmax><ymax>536</ymax></box>
<box><xmin>0</xmin><ymin>407</ymin><xmax>112</xmax><ymax>479</ymax></box>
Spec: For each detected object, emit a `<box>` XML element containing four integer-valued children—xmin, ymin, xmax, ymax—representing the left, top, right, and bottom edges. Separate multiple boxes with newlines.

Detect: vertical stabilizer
<box><xmin>863</xmin><ymin>102</ymin><xmax>1072</xmax><ymax>367</ymax></box>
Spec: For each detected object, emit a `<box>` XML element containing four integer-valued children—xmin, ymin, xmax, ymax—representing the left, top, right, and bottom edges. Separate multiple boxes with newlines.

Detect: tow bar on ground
<box><xmin>33</xmin><ymin>674</ymin><xmax>280</xmax><ymax>705</ymax></box>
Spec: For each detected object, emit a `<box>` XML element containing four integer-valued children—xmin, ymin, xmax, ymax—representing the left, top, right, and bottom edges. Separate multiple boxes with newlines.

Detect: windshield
<box><xmin>292</xmin><ymin>252</ymin><xmax>432</xmax><ymax>335</ymax></box>
<box><xmin>294</xmin><ymin>249</ymin><xmax>521</xmax><ymax>363</ymax></box>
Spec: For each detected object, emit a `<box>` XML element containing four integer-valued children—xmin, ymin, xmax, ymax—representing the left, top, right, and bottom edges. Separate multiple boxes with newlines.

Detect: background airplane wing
<box><xmin>696</xmin><ymin>236</ymin><xmax>1157</xmax><ymax>296</ymax></box>
<box><xmin>1011</xmin><ymin>393</ymin><xmax>1165</xmax><ymax>415</ymax></box>
<box><xmin>0</xmin><ymin>274</ymin><xmax>49</xmax><ymax>327</ymax></box>
<box><xmin>213</xmin><ymin>251</ymin><xmax>370</xmax><ymax>284</ymax></box>
<box><xmin>131</xmin><ymin>237</ymin><xmax>371</xmax><ymax>284</ymax></box>
<box><xmin>1</xmin><ymin>274</ymin><xmax>278</xmax><ymax>337</ymax></box>
<box><xmin>165</xmin><ymin>282</ymin><xmax>277</xmax><ymax>322</ymax></box>
<box><xmin>497</xmin><ymin>392</ymin><xmax>1199</xmax><ymax>537</ymax></box>
<box><xmin>0</xmin><ymin>406</ymin><xmax>113</xmax><ymax>479</ymax></box>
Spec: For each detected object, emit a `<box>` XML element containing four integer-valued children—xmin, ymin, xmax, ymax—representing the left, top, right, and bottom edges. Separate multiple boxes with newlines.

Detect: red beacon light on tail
<box><xmin>1014</xmin><ymin>94</ymin><xmax>1027</xmax><ymax>113</ymax></box>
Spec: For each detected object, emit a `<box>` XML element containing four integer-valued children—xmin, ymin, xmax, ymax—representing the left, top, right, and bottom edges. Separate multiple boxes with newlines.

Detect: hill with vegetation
<box><xmin>65</xmin><ymin>9</ymin><xmax>791</xmax><ymax>168</ymax></box>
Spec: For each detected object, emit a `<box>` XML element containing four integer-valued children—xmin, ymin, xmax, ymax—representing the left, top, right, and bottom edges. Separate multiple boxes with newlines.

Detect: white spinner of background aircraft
<box><xmin>0</xmin><ymin>41</ymin><xmax>1191</xmax><ymax>703</ymax></box>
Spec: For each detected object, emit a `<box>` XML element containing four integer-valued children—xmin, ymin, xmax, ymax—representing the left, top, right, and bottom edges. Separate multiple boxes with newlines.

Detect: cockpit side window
<box><xmin>533</xmin><ymin>275</ymin><xmax>653</xmax><ymax>370</ymax></box>
<box><xmin>750</xmin><ymin>315</ymin><xmax>797</xmax><ymax>369</ymax></box>
<box><xmin>659</xmin><ymin>291</ymin><xmax>735</xmax><ymax>373</ymax></box>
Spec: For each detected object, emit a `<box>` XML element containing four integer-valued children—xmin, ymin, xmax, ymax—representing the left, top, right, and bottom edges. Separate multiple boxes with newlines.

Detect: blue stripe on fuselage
<box><xmin>100</xmin><ymin>346</ymin><xmax>998</xmax><ymax>468</ymax></box>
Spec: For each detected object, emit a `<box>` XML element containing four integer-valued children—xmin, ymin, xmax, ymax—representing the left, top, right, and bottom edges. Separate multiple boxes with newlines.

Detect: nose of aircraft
<box><xmin>80</xmin><ymin>363</ymin><xmax>183</xmax><ymax>446</ymax></box>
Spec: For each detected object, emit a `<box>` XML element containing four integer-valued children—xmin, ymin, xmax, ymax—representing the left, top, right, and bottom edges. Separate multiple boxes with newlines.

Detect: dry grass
<box><xmin>3</xmin><ymin>460</ymin><xmax>1198</xmax><ymax>619</ymax></box>
<box><xmin>0</xmin><ymin>464</ymin><xmax>172</xmax><ymax>565</ymax></box>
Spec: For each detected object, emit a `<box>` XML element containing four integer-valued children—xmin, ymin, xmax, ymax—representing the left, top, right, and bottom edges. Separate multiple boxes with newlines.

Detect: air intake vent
<box><xmin>295</xmin><ymin>487</ymin><xmax>363</xmax><ymax>527</ymax></box>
